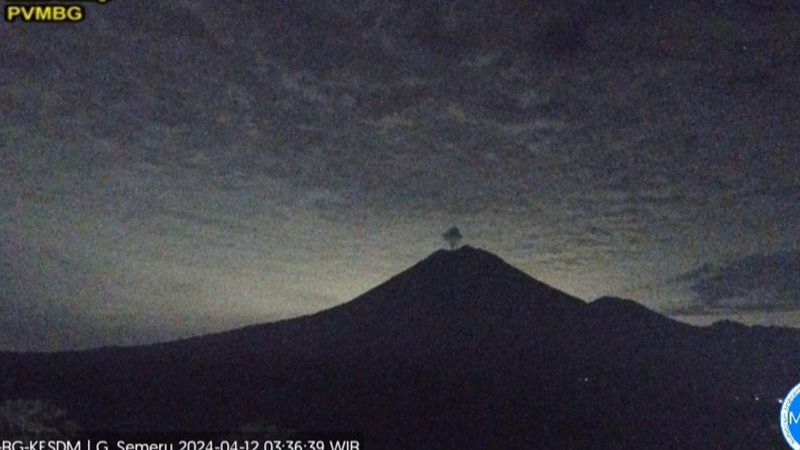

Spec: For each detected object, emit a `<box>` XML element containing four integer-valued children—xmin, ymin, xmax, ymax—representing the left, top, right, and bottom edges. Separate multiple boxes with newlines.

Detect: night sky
<box><xmin>1</xmin><ymin>0</ymin><xmax>799</xmax><ymax>351</ymax></box>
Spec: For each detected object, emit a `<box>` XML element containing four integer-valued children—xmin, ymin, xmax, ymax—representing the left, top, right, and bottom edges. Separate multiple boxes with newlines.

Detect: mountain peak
<box><xmin>411</xmin><ymin>245</ymin><xmax>536</xmax><ymax>282</ymax></box>
<box><xmin>424</xmin><ymin>245</ymin><xmax>502</xmax><ymax>264</ymax></box>
<box><xmin>343</xmin><ymin>246</ymin><xmax>587</xmax><ymax>317</ymax></box>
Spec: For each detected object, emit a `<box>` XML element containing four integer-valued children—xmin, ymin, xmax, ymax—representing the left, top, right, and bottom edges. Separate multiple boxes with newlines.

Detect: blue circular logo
<box><xmin>781</xmin><ymin>383</ymin><xmax>800</xmax><ymax>449</ymax></box>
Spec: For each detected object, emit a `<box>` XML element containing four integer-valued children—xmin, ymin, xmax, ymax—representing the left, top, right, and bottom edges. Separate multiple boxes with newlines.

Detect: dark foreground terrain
<box><xmin>1</xmin><ymin>247</ymin><xmax>799</xmax><ymax>448</ymax></box>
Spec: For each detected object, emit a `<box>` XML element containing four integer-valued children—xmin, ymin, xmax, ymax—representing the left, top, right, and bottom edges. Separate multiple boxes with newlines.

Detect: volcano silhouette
<box><xmin>2</xmin><ymin>247</ymin><xmax>799</xmax><ymax>448</ymax></box>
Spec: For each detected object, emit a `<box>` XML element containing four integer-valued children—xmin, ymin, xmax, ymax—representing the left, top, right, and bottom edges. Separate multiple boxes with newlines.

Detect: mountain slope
<box><xmin>1</xmin><ymin>247</ymin><xmax>799</xmax><ymax>448</ymax></box>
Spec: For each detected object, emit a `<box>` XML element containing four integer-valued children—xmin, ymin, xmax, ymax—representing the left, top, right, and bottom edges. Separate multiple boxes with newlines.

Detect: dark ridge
<box><xmin>585</xmin><ymin>296</ymin><xmax>701</xmax><ymax>340</ymax></box>
<box><xmin>710</xmin><ymin>319</ymin><xmax>750</xmax><ymax>331</ymax></box>
<box><xmin>586</xmin><ymin>296</ymin><xmax>684</xmax><ymax>328</ymax></box>
<box><xmin>2</xmin><ymin>247</ymin><xmax>800</xmax><ymax>449</ymax></box>
<box><xmin>588</xmin><ymin>296</ymin><xmax>667</xmax><ymax>319</ymax></box>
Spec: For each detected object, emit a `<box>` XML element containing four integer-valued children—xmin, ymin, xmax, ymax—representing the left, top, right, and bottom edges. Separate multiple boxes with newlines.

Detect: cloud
<box><xmin>670</xmin><ymin>250</ymin><xmax>800</xmax><ymax>314</ymax></box>
<box><xmin>3</xmin><ymin>0</ymin><xmax>800</xmax><ymax>349</ymax></box>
